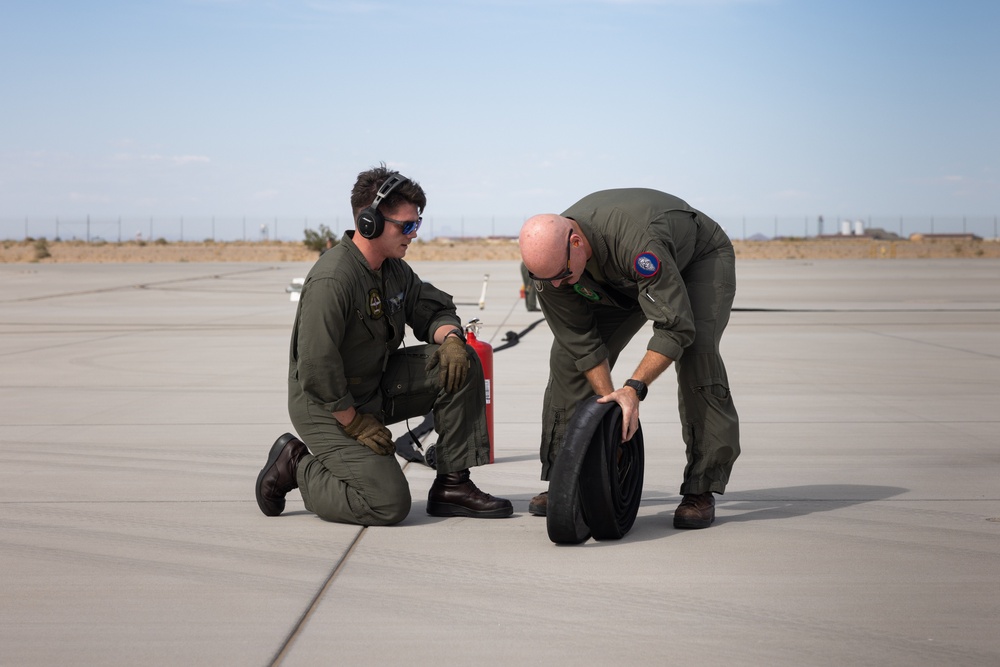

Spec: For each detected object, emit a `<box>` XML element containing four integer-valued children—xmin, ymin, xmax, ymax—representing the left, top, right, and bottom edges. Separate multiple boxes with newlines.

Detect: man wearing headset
<box><xmin>518</xmin><ymin>189</ymin><xmax>740</xmax><ymax>529</ymax></box>
<box><xmin>255</xmin><ymin>164</ymin><xmax>512</xmax><ymax>525</ymax></box>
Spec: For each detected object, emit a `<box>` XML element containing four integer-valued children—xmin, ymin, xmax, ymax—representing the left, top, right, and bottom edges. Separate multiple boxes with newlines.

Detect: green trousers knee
<box><xmin>289</xmin><ymin>343</ymin><xmax>490</xmax><ymax>526</ymax></box>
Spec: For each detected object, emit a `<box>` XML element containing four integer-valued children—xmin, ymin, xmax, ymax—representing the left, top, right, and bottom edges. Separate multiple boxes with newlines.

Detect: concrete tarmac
<box><xmin>1</xmin><ymin>258</ymin><xmax>998</xmax><ymax>666</ymax></box>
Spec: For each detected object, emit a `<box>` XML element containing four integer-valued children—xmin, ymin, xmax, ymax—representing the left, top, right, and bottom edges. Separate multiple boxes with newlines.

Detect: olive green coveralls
<box><xmin>536</xmin><ymin>189</ymin><xmax>740</xmax><ymax>496</ymax></box>
<box><xmin>288</xmin><ymin>232</ymin><xmax>490</xmax><ymax>526</ymax></box>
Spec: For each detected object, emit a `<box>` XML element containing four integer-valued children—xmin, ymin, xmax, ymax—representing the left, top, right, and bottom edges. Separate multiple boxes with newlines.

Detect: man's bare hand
<box><xmin>597</xmin><ymin>387</ymin><xmax>641</xmax><ymax>441</ymax></box>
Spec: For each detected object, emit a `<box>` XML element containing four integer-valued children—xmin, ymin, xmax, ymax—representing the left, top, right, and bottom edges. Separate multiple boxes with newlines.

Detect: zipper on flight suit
<box><xmin>354</xmin><ymin>309</ymin><xmax>376</xmax><ymax>341</ymax></box>
<box><xmin>355</xmin><ymin>308</ymin><xmax>392</xmax><ymax>372</ymax></box>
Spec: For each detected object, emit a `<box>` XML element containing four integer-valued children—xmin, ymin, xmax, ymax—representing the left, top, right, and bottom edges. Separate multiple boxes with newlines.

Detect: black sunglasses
<box><xmin>383</xmin><ymin>216</ymin><xmax>422</xmax><ymax>236</ymax></box>
<box><xmin>528</xmin><ymin>230</ymin><xmax>574</xmax><ymax>282</ymax></box>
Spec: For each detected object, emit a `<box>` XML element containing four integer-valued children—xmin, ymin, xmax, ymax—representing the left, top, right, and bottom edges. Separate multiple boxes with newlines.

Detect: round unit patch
<box><xmin>573</xmin><ymin>284</ymin><xmax>601</xmax><ymax>302</ymax></box>
<box><xmin>633</xmin><ymin>252</ymin><xmax>660</xmax><ymax>278</ymax></box>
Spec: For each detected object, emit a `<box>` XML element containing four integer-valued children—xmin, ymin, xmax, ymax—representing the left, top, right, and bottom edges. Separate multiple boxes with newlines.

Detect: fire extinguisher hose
<box><xmin>491</xmin><ymin>318</ymin><xmax>545</xmax><ymax>353</ymax></box>
<box><xmin>392</xmin><ymin>316</ymin><xmax>545</xmax><ymax>466</ymax></box>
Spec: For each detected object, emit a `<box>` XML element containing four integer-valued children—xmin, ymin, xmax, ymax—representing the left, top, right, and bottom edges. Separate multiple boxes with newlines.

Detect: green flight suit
<box><xmin>288</xmin><ymin>231</ymin><xmax>490</xmax><ymax>526</ymax></box>
<box><xmin>535</xmin><ymin>188</ymin><xmax>740</xmax><ymax>496</ymax></box>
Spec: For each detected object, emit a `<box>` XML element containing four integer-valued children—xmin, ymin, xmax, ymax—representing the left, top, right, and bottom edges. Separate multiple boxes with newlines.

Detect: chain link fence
<box><xmin>729</xmin><ymin>215</ymin><xmax>999</xmax><ymax>241</ymax></box>
<box><xmin>3</xmin><ymin>214</ymin><xmax>999</xmax><ymax>243</ymax></box>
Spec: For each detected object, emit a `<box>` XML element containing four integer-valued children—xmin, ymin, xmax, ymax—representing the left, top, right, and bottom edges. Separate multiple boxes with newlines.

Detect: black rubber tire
<box><xmin>578</xmin><ymin>404</ymin><xmax>644</xmax><ymax>540</ymax></box>
<box><xmin>547</xmin><ymin>396</ymin><xmax>644</xmax><ymax>544</ymax></box>
<box><xmin>546</xmin><ymin>400</ymin><xmax>599</xmax><ymax>544</ymax></box>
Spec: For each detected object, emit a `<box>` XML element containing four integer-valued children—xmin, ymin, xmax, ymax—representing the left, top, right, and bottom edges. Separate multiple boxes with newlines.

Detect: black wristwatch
<box><xmin>444</xmin><ymin>327</ymin><xmax>466</xmax><ymax>343</ymax></box>
<box><xmin>624</xmin><ymin>379</ymin><xmax>648</xmax><ymax>401</ymax></box>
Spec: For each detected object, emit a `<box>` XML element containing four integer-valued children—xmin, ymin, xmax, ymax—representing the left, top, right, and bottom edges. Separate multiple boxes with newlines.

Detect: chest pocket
<box><xmin>576</xmin><ymin>274</ymin><xmax>636</xmax><ymax>310</ymax></box>
<box><xmin>384</xmin><ymin>288</ymin><xmax>406</xmax><ymax>348</ymax></box>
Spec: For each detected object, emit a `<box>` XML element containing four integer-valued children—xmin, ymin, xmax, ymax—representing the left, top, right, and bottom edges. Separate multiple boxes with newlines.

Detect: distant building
<box><xmin>817</xmin><ymin>227</ymin><xmax>901</xmax><ymax>241</ymax></box>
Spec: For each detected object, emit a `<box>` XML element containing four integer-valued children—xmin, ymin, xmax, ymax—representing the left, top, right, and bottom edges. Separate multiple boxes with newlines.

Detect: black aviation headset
<box><xmin>356</xmin><ymin>173</ymin><xmax>410</xmax><ymax>239</ymax></box>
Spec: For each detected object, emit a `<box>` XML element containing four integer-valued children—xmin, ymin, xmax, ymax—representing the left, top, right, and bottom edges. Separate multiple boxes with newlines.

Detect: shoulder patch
<box><xmin>633</xmin><ymin>252</ymin><xmax>660</xmax><ymax>278</ymax></box>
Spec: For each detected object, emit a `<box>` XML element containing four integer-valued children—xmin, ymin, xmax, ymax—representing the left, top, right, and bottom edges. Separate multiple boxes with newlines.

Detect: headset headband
<box><xmin>370</xmin><ymin>174</ymin><xmax>407</xmax><ymax>213</ymax></box>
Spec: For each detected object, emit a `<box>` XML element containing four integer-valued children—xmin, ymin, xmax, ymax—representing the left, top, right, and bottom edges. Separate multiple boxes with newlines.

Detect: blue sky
<box><xmin>2</xmin><ymin>0</ymin><xmax>998</xmax><ymax>239</ymax></box>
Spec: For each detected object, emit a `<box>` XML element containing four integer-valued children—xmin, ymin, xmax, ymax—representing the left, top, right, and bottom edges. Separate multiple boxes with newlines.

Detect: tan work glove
<box><xmin>426</xmin><ymin>335</ymin><xmax>469</xmax><ymax>393</ymax></box>
<box><xmin>343</xmin><ymin>412</ymin><xmax>394</xmax><ymax>456</ymax></box>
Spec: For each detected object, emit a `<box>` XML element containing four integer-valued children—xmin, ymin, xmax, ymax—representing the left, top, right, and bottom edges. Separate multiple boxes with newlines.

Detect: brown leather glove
<box><xmin>425</xmin><ymin>334</ymin><xmax>469</xmax><ymax>393</ymax></box>
<box><xmin>343</xmin><ymin>412</ymin><xmax>394</xmax><ymax>456</ymax></box>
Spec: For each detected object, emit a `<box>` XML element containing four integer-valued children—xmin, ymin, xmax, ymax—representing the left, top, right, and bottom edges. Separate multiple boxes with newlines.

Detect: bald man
<box><xmin>518</xmin><ymin>188</ymin><xmax>740</xmax><ymax>529</ymax></box>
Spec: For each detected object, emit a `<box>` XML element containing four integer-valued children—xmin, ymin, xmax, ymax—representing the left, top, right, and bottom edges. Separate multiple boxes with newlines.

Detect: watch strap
<box><xmin>444</xmin><ymin>327</ymin><xmax>466</xmax><ymax>343</ymax></box>
<box><xmin>624</xmin><ymin>378</ymin><xmax>647</xmax><ymax>401</ymax></box>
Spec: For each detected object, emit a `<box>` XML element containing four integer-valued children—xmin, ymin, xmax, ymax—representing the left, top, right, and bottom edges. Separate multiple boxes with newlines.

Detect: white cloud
<box><xmin>112</xmin><ymin>153</ymin><xmax>211</xmax><ymax>165</ymax></box>
<box><xmin>171</xmin><ymin>155</ymin><xmax>211</xmax><ymax>165</ymax></box>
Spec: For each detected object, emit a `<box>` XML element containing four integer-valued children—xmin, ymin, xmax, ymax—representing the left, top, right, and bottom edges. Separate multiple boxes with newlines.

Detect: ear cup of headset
<box><xmin>357</xmin><ymin>173</ymin><xmax>409</xmax><ymax>240</ymax></box>
<box><xmin>357</xmin><ymin>207</ymin><xmax>383</xmax><ymax>239</ymax></box>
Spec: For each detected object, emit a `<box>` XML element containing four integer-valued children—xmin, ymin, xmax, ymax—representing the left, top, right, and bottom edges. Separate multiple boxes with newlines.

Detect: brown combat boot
<box><xmin>673</xmin><ymin>492</ymin><xmax>715</xmax><ymax>529</ymax></box>
<box><xmin>528</xmin><ymin>491</ymin><xmax>548</xmax><ymax>517</ymax></box>
<box><xmin>427</xmin><ymin>469</ymin><xmax>513</xmax><ymax>518</ymax></box>
<box><xmin>255</xmin><ymin>433</ymin><xmax>308</xmax><ymax>517</ymax></box>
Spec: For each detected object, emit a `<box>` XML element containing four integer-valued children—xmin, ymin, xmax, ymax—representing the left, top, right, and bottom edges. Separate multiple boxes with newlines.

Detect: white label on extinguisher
<box><xmin>484</xmin><ymin>379</ymin><xmax>491</xmax><ymax>404</ymax></box>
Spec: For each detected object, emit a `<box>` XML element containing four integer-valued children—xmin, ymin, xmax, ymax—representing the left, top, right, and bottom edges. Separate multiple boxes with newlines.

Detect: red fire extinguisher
<box><xmin>465</xmin><ymin>319</ymin><xmax>494</xmax><ymax>463</ymax></box>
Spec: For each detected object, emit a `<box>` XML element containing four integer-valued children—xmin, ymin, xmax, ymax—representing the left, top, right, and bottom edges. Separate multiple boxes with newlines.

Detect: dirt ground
<box><xmin>3</xmin><ymin>236</ymin><xmax>999</xmax><ymax>264</ymax></box>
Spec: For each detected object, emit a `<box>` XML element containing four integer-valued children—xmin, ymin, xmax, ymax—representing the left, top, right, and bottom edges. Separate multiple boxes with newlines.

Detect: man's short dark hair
<box><xmin>351</xmin><ymin>163</ymin><xmax>427</xmax><ymax>221</ymax></box>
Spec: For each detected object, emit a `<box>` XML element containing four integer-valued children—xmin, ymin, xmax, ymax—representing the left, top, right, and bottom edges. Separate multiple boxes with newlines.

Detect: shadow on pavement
<box><xmin>593</xmin><ymin>484</ymin><xmax>909</xmax><ymax>547</ymax></box>
<box><xmin>718</xmin><ymin>484</ymin><xmax>909</xmax><ymax>523</ymax></box>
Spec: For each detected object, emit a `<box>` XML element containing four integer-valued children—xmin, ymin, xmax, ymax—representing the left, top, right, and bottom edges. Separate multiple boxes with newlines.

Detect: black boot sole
<box><xmin>673</xmin><ymin>515</ymin><xmax>715</xmax><ymax>529</ymax></box>
<box><xmin>528</xmin><ymin>503</ymin><xmax>547</xmax><ymax>517</ymax></box>
<box><xmin>426</xmin><ymin>500</ymin><xmax>513</xmax><ymax>519</ymax></box>
<box><xmin>255</xmin><ymin>433</ymin><xmax>298</xmax><ymax>517</ymax></box>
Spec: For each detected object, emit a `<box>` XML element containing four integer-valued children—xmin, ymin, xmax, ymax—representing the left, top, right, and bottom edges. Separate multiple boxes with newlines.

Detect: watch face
<box><xmin>625</xmin><ymin>379</ymin><xmax>647</xmax><ymax>400</ymax></box>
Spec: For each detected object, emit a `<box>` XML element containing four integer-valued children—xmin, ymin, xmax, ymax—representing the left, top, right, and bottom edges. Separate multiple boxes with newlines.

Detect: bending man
<box><xmin>518</xmin><ymin>188</ymin><xmax>740</xmax><ymax>529</ymax></box>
